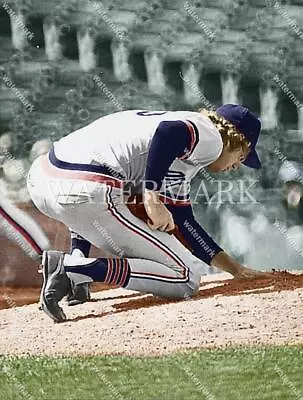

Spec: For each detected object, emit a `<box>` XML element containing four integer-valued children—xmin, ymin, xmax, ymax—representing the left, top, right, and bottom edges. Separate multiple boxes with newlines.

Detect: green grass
<box><xmin>0</xmin><ymin>346</ymin><xmax>302</xmax><ymax>400</ymax></box>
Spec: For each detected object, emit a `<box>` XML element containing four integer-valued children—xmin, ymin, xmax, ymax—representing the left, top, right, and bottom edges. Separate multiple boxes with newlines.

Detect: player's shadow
<box><xmin>68</xmin><ymin>294</ymin><xmax>181</xmax><ymax>323</ymax></box>
<box><xmin>67</xmin><ymin>276</ymin><xmax>279</xmax><ymax>323</ymax></box>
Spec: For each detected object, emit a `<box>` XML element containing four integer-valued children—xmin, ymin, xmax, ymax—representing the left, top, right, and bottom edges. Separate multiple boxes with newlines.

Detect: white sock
<box><xmin>71</xmin><ymin>248</ymin><xmax>85</xmax><ymax>258</ymax></box>
<box><xmin>63</xmin><ymin>254</ymin><xmax>96</xmax><ymax>267</ymax></box>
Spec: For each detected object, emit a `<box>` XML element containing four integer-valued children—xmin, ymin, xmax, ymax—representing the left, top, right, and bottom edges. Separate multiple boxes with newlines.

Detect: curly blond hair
<box><xmin>199</xmin><ymin>108</ymin><xmax>251</xmax><ymax>157</ymax></box>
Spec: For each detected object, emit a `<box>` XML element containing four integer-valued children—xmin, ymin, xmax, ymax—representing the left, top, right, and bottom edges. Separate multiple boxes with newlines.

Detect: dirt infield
<box><xmin>1</xmin><ymin>270</ymin><xmax>302</xmax><ymax>310</ymax></box>
<box><xmin>0</xmin><ymin>271</ymin><xmax>302</xmax><ymax>356</ymax></box>
<box><xmin>113</xmin><ymin>270</ymin><xmax>303</xmax><ymax>313</ymax></box>
<box><xmin>0</xmin><ymin>283</ymin><xmax>111</xmax><ymax>310</ymax></box>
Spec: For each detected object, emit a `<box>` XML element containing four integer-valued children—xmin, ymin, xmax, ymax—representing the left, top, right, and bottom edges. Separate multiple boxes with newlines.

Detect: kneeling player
<box><xmin>27</xmin><ymin>104</ymin><xmax>269</xmax><ymax>322</ymax></box>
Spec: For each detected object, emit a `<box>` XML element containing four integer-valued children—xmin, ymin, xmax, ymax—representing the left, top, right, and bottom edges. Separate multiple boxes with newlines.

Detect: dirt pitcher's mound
<box><xmin>0</xmin><ymin>272</ymin><xmax>302</xmax><ymax>356</ymax></box>
<box><xmin>113</xmin><ymin>270</ymin><xmax>303</xmax><ymax>313</ymax></box>
<box><xmin>1</xmin><ymin>270</ymin><xmax>302</xmax><ymax>311</ymax></box>
<box><xmin>0</xmin><ymin>283</ymin><xmax>113</xmax><ymax>310</ymax></box>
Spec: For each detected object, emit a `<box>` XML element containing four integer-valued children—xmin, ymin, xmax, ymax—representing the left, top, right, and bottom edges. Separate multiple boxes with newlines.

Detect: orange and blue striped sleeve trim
<box><xmin>178</xmin><ymin>119</ymin><xmax>199</xmax><ymax>160</ymax></box>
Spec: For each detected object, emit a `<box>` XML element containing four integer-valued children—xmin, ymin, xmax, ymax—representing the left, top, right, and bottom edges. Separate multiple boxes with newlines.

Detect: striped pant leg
<box><xmin>64</xmin><ymin>254</ymin><xmax>200</xmax><ymax>299</ymax></box>
<box><xmin>60</xmin><ymin>187</ymin><xmax>209</xmax><ymax>298</ymax></box>
<box><xmin>125</xmin><ymin>258</ymin><xmax>200</xmax><ymax>298</ymax></box>
<box><xmin>0</xmin><ymin>197</ymin><xmax>50</xmax><ymax>259</ymax></box>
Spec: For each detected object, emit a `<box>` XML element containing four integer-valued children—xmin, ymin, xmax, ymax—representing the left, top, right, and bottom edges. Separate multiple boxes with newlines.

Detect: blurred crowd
<box><xmin>203</xmin><ymin>161</ymin><xmax>303</xmax><ymax>270</ymax></box>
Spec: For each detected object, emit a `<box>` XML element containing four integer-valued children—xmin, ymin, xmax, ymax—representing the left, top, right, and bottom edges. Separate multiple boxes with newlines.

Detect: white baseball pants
<box><xmin>27</xmin><ymin>154</ymin><xmax>210</xmax><ymax>298</ymax></box>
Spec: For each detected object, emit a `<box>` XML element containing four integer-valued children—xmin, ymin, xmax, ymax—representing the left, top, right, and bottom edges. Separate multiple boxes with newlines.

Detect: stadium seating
<box><xmin>0</xmin><ymin>0</ymin><xmax>303</xmax><ymax>198</ymax></box>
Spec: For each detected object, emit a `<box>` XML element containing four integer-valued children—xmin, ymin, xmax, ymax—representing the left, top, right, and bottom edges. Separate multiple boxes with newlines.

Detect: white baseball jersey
<box><xmin>53</xmin><ymin>110</ymin><xmax>223</xmax><ymax>201</ymax></box>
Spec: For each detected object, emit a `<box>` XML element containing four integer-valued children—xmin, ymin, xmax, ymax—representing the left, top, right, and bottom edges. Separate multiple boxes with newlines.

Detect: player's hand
<box><xmin>233</xmin><ymin>265</ymin><xmax>272</xmax><ymax>280</ymax></box>
<box><xmin>144</xmin><ymin>189</ymin><xmax>175</xmax><ymax>232</ymax></box>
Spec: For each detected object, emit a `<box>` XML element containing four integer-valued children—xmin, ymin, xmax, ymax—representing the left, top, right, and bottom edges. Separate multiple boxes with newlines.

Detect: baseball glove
<box><xmin>127</xmin><ymin>194</ymin><xmax>193</xmax><ymax>252</ymax></box>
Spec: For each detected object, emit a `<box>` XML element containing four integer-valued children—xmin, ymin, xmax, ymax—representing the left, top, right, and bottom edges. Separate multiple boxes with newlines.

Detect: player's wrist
<box><xmin>143</xmin><ymin>188</ymin><xmax>161</xmax><ymax>205</ymax></box>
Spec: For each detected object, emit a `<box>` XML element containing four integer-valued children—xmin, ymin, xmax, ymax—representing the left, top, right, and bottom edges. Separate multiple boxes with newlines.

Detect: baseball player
<box><xmin>27</xmin><ymin>104</ymin><xmax>270</xmax><ymax>322</ymax></box>
<box><xmin>0</xmin><ymin>136</ymin><xmax>50</xmax><ymax>262</ymax></box>
<box><xmin>0</xmin><ymin>195</ymin><xmax>50</xmax><ymax>261</ymax></box>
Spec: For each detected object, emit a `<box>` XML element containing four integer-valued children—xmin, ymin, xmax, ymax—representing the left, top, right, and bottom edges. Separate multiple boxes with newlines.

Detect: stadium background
<box><xmin>1</xmin><ymin>0</ymin><xmax>303</xmax><ymax>287</ymax></box>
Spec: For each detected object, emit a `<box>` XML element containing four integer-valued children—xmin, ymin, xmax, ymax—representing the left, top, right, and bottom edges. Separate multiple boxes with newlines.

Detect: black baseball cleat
<box><xmin>40</xmin><ymin>250</ymin><xmax>71</xmax><ymax>323</ymax></box>
<box><xmin>66</xmin><ymin>282</ymin><xmax>91</xmax><ymax>306</ymax></box>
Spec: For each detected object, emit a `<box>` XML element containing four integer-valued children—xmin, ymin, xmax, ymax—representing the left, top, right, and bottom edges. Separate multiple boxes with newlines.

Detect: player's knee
<box><xmin>175</xmin><ymin>277</ymin><xmax>200</xmax><ymax>299</ymax></box>
<box><xmin>191</xmin><ymin>277</ymin><xmax>200</xmax><ymax>294</ymax></box>
<box><xmin>185</xmin><ymin>277</ymin><xmax>200</xmax><ymax>297</ymax></box>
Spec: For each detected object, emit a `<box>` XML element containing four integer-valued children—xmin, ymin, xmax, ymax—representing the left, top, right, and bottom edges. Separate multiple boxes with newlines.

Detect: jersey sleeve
<box><xmin>145</xmin><ymin>120</ymin><xmax>192</xmax><ymax>191</ymax></box>
<box><xmin>179</xmin><ymin>117</ymin><xmax>223</xmax><ymax>167</ymax></box>
<box><xmin>166</xmin><ymin>203</ymin><xmax>223</xmax><ymax>265</ymax></box>
<box><xmin>159</xmin><ymin>170</ymin><xmax>191</xmax><ymax>206</ymax></box>
<box><xmin>177</xmin><ymin>120</ymin><xmax>200</xmax><ymax>161</ymax></box>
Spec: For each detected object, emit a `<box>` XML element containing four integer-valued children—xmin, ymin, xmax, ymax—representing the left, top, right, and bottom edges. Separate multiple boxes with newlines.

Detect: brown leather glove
<box><xmin>127</xmin><ymin>194</ymin><xmax>193</xmax><ymax>252</ymax></box>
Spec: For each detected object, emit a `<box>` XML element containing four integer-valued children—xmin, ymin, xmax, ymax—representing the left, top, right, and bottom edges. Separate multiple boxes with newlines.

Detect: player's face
<box><xmin>206</xmin><ymin>146</ymin><xmax>246</xmax><ymax>173</ymax></box>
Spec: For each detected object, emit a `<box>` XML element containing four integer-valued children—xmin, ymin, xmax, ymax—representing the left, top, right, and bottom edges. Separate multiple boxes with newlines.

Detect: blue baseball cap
<box><xmin>216</xmin><ymin>104</ymin><xmax>262</xmax><ymax>169</ymax></box>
